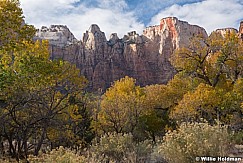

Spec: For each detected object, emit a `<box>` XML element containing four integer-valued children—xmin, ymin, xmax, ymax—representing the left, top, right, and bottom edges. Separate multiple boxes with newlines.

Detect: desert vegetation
<box><xmin>1</xmin><ymin>0</ymin><xmax>243</xmax><ymax>162</ymax></box>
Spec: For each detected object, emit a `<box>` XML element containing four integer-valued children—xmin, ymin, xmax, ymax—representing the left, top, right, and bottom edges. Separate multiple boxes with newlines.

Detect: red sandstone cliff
<box><xmin>36</xmin><ymin>17</ymin><xmax>210</xmax><ymax>91</ymax></box>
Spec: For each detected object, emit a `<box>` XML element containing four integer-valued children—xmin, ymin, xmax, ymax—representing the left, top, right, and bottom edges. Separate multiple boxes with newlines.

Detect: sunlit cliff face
<box><xmin>35</xmin><ymin>17</ymin><xmax>233</xmax><ymax>91</ymax></box>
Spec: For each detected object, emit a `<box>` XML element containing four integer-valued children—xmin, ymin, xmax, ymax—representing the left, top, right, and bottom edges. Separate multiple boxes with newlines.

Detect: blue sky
<box><xmin>20</xmin><ymin>0</ymin><xmax>243</xmax><ymax>39</ymax></box>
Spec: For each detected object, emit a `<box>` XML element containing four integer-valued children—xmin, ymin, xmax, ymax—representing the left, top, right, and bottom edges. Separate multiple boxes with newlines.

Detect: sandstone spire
<box><xmin>83</xmin><ymin>24</ymin><xmax>107</xmax><ymax>50</ymax></box>
<box><xmin>239</xmin><ymin>21</ymin><xmax>243</xmax><ymax>39</ymax></box>
<box><xmin>35</xmin><ymin>17</ymin><xmax>211</xmax><ymax>91</ymax></box>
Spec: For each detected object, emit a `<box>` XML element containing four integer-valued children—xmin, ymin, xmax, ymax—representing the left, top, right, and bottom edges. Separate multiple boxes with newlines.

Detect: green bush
<box><xmin>87</xmin><ymin>132</ymin><xmax>153</xmax><ymax>163</ymax></box>
<box><xmin>152</xmin><ymin>122</ymin><xmax>230</xmax><ymax>163</ymax></box>
<box><xmin>231</xmin><ymin>130</ymin><xmax>243</xmax><ymax>144</ymax></box>
<box><xmin>28</xmin><ymin>146</ymin><xmax>86</xmax><ymax>163</ymax></box>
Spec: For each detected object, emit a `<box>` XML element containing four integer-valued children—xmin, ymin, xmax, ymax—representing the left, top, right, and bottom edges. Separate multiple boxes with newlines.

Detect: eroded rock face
<box><xmin>35</xmin><ymin>25</ymin><xmax>78</xmax><ymax>47</ymax></box>
<box><xmin>35</xmin><ymin>17</ymin><xmax>208</xmax><ymax>91</ymax></box>
<box><xmin>140</xmin><ymin>17</ymin><xmax>208</xmax><ymax>84</ymax></box>
<box><xmin>215</xmin><ymin>28</ymin><xmax>238</xmax><ymax>37</ymax></box>
<box><xmin>239</xmin><ymin>21</ymin><xmax>243</xmax><ymax>40</ymax></box>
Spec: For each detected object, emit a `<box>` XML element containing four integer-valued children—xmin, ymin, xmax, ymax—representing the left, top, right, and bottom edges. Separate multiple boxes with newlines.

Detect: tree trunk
<box><xmin>0</xmin><ymin>137</ymin><xmax>3</xmax><ymax>156</ymax></box>
<box><xmin>34</xmin><ymin>127</ymin><xmax>46</xmax><ymax>156</ymax></box>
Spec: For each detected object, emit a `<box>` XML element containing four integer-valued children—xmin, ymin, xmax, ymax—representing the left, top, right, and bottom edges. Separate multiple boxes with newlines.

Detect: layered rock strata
<box><xmin>36</xmin><ymin>17</ymin><xmax>208</xmax><ymax>91</ymax></box>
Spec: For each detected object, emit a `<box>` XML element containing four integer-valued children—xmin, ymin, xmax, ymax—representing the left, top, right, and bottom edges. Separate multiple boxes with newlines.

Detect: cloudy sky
<box><xmin>20</xmin><ymin>0</ymin><xmax>243</xmax><ymax>39</ymax></box>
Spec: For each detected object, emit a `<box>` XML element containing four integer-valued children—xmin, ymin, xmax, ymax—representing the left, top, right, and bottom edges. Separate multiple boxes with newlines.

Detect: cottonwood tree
<box><xmin>1</xmin><ymin>40</ymin><xmax>88</xmax><ymax>160</ymax></box>
<box><xmin>97</xmin><ymin>76</ymin><xmax>146</xmax><ymax>135</ymax></box>
<box><xmin>170</xmin><ymin>32</ymin><xmax>243</xmax><ymax>124</ymax></box>
<box><xmin>0</xmin><ymin>0</ymin><xmax>35</xmax><ymax>55</ymax></box>
<box><xmin>138</xmin><ymin>75</ymin><xmax>201</xmax><ymax>140</ymax></box>
<box><xmin>0</xmin><ymin>0</ymin><xmax>35</xmax><ymax>160</ymax></box>
<box><xmin>0</xmin><ymin>1</ymin><xmax>91</xmax><ymax>161</ymax></box>
<box><xmin>171</xmin><ymin>32</ymin><xmax>243</xmax><ymax>87</ymax></box>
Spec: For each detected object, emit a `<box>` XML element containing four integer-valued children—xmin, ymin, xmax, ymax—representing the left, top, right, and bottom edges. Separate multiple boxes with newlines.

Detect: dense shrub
<box><xmin>231</xmin><ymin>130</ymin><xmax>243</xmax><ymax>144</ymax></box>
<box><xmin>87</xmin><ymin>132</ymin><xmax>153</xmax><ymax>163</ymax></box>
<box><xmin>152</xmin><ymin>122</ymin><xmax>230</xmax><ymax>163</ymax></box>
<box><xmin>27</xmin><ymin>146</ymin><xmax>86</xmax><ymax>163</ymax></box>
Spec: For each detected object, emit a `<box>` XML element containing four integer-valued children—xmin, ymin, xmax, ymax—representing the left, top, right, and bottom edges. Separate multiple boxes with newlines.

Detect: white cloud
<box><xmin>149</xmin><ymin>0</ymin><xmax>243</xmax><ymax>34</ymax></box>
<box><xmin>97</xmin><ymin>0</ymin><xmax>128</xmax><ymax>11</ymax></box>
<box><xmin>20</xmin><ymin>0</ymin><xmax>144</xmax><ymax>39</ymax></box>
<box><xmin>20</xmin><ymin>0</ymin><xmax>243</xmax><ymax>39</ymax></box>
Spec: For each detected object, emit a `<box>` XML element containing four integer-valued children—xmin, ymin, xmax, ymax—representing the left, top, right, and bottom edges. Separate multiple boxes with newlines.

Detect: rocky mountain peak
<box><xmin>143</xmin><ymin>17</ymin><xmax>207</xmax><ymax>52</ymax></box>
<box><xmin>239</xmin><ymin>21</ymin><xmax>243</xmax><ymax>33</ymax></box>
<box><xmin>88</xmin><ymin>24</ymin><xmax>101</xmax><ymax>33</ymax></box>
<box><xmin>123</xmin><ymin>31</ymin><xmax>144</xmax><ymax>44</ymax></box>
<box><xmin>239</xmin><ymin>21</ymin><xmax>243</xmax><ymax>39</ymax></box>
<box><xmin>215</xmin><ymin>28</ymin><xmax>238</xmax><ymax>37</ymax></box>
<box><xmin>35</xmin><ymin>25</ymin><xmax>77</xmax><ymax>47</ymax></box>
<box><xmin>160</xmin><ymin>17</ymin><xmax>178</xmax><ymax>30</ymax></box>
<box><xmin>37</xmin><ymin>17</ymin><xmax>242</xmax><ymax>91</ymax></box>
<box><xmin>108</xmin><ymin>33</ymin><xmax>119</xmax><ymax>45</ymax></box>
<box><xmin>83</xmin><ymin>24</ymin><xmax>107</xmax><ymax>49</ymax></box>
